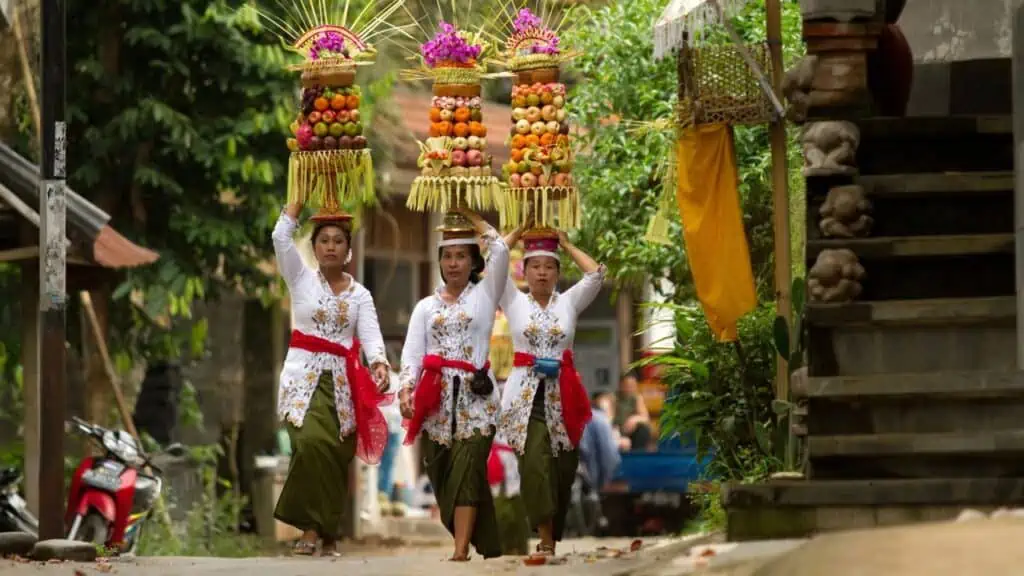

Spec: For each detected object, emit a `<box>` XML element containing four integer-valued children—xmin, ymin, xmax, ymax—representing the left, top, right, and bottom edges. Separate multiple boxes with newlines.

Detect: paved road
<box><xmin>1</xmin><ymin>537</ymin><xmax>704</xmax><ymax>576</ymax></box>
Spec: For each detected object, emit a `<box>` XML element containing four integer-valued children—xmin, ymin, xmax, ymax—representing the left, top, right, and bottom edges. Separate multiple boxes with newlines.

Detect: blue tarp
<box><xmin>611</xmin><ymin>432</ymin><xmax>713</xmax><ymax>493</ymax></box>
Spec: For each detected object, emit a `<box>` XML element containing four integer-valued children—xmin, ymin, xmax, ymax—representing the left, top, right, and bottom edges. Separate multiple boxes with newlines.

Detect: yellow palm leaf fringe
<box><xmin>500</xmin><ymin>186</ymin><xmax>580</xmax><ymax>231</ymax></box>
<box><xmin>287</xmin><ymin>149</ymin><xmax>376</xmax><ymax>208</ymax></box>
<box><xmin>644</xmin><ymin>146</ymin><xmax>678</xmax><ymax>246</ymax></box>
<box><xmin>406</xmin><ymin>176</ymin><xmax>504</xmax><ymax>214</ymax></box>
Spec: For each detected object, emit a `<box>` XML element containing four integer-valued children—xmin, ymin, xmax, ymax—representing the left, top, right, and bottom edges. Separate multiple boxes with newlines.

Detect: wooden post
<box><xmin>19</xmin><ymin>258</ymin><xmax>40</xmax><ymax>517</ymax></box>
<box><xmin>38</xmin><ymin>0</ymin><xmax>67</xmax><ymax>540</ymax></box>
<box><xmin>766</xmin><ymin>0</ymin><xmax>792</xmax><ymax>401</ymax></box>
<box><xmin>1014</xmin><ymin>3</ymin><xmax>1024</xmax><ymax>370</ymax></box>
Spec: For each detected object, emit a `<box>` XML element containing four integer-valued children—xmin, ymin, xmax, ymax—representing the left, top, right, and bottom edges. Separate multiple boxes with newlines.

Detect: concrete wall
<box><xmin>899</xmin><ymin>0</ymin><xmax>1014</xmax><ymax>62</ymax></box>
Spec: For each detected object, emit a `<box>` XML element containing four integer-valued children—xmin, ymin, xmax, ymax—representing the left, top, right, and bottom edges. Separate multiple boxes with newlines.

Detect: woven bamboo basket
<box><xmin>677</xmin><ymin>41</ymin><xmax>773</xmax><ymax>128</ymax></box>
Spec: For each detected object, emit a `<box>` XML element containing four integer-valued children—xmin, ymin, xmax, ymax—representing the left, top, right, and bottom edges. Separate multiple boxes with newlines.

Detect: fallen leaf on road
<box><xmin>523</xmin><ymin>554</ymin><xmax>547</xmax><ymax>566</ymax></box>
<box><xmin>74</xmin><ymin>570</ymin><xmax>87</xmax><ymax>576</ymax></box>
<box><xmin>630</xmin><ymin>539</ymin><xmax>643</xmax><ymax>552</ymax></box>
<box><xmin>699</xmin><ymin>547</ymin><xmax>717</xmax><ymax>557</ymax></box>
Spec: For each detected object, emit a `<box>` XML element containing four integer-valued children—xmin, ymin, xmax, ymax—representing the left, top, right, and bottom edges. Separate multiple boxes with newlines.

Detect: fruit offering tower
<box><xmin>401</xmin><ymin>22</ymin><xmax>504</xmax><ymax>216</ymax></box>
<box><xmin>260</xmin><ymin>0</ymin><xmax>405</xmax><ymax>215</ymax></box>
<box><xmin>499</xmin><ymin>7</ymin><xmax>580</xmax><ymax>232</ymax></box>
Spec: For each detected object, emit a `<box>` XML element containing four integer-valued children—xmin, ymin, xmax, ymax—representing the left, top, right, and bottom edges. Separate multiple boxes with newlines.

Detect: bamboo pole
<box><xmin>10</xmin><ymin>0</ymin><xmax>41</xmax><ymax>142</ymax></box>
<box><xmin>79</xmin><ymin>291</ymin><xmax>174</xmax><ymax>530</ymax></box>
<box><xmin>765</xmin><ymin>0</ymin><xmax>791</xmax><ymax>404</ymax></box>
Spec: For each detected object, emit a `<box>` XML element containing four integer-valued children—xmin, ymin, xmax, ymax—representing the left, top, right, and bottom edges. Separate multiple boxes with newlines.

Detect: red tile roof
<box><xmin>92</xmin><ymin>225</ymin><xmax>160</xmax><ymax>269</ymax></box>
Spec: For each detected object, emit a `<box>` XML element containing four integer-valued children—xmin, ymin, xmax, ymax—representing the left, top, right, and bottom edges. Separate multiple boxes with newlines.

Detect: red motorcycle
<box><xmin>64</xmin><ymin>416</ymin><xmax>185</xmax><ymax>554</ymax></box>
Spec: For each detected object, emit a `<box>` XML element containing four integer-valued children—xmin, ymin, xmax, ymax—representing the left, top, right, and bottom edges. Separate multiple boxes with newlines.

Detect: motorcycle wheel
<box><xmin>73</xmin><ymin>513</ymin><xmax>109</xmax><ymax>547</ymax></box>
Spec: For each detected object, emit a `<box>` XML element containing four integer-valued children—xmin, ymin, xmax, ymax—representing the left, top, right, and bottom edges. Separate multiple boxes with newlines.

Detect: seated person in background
<box><xmin>611</xmin><ymin>371</ymin><xmax>654</xmax><ymax>452</ymax></box>
<box><xmin>580</xmin><ymin>393</ymin><xmax>622</xmax><ymax>491</ymax></box>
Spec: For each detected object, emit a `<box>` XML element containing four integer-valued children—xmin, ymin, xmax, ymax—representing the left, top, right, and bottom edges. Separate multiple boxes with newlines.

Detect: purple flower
<box><xmin>310</xmin><ymin>30</ymin><xmax>347</xmax><ymax>60</ymax></box>
<box><xmin>513</xmin><ymin>9</ymin><xmax>542</xmax><ymax>33</ymax></box>
<box><xmin>512</xmin><ymin>9</ymin><xmax>560</xmax><ymax>55</ymax></box>
<box><xmin>421</xmin><ymin>22</ymin><xmax>483</xmax><ymax>67</ymax></box>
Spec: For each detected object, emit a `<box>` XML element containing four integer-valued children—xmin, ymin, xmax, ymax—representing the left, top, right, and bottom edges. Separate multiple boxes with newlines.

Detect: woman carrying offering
<box><xmin>272</xmin><ymin>202</ymin><xmax>392</xmax><ymax>556</ymax></box>
<box><xmin>497</xmin><ymin>225</ymin><xmax>605</xmax><ymax>556</ymax></box>
<box><xmin>398</xmin><ymin>208</ymin><xmax>510</xmax><ymax>561</ymax></box>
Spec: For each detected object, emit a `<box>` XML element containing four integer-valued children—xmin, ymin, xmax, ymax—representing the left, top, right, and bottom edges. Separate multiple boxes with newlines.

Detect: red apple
<box><xmin>466</xmin><ymin>149</ymin><xmax>483</xmax><ymax>166</ymax></box>
<box><xmin>322</xmin><ymin>110</ymin><xmax>336</xmax><ymax>123</ymax></box>
<box><xmin>307</xmin><ymin>111</ymin><xmax>322</xmax><ymax>124</ymax></box>
<box><xmin>451</xmin><ymin>150</ymin><xmax>467</xmax><ymax>166</ymax></box>
<box><xmin>337</xmin><ymin>110</ymin><xmax>351</xmax><ymax>123</ymax></box>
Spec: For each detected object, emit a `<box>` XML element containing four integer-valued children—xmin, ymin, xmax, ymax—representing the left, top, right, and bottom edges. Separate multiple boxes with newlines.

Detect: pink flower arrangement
<box><xmin>513</xmin><ymin>9</ymin><xmax>560</xmax><ymax>55</ymax></box>
<box><xmin>513</xmin><ymin>8</ymin><xmax>543</xmax><ymax>32</ymax></box>
<box><xmin>310</xmin><ymin>30</ymin><xmax>348</xmax><ymax>60</ymax></box>
<box><xmin>421</xmin><ymin>22</ymin><xmax>483</xmax><ymax>67</ymax></box>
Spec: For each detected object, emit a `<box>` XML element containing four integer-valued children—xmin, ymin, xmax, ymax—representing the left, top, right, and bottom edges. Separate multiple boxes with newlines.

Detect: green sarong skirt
<box><xmin>494</xmin><ymin>493</ymin><xmax>530</xmax><ymax>556</ymax></box>
<box><xmin>274</xmin><ymin>372</ymin><xmax>356</xmax><ymax>539</ymax></box>
<box><xmin>422</xmin><ymin>431</ymin><xmax>502</xmax><ymax>559</ymax></box>
<box><xmin>518</xmin><ymin>418</ymin><xmax>579</xmax><ymax>542</ymax></box>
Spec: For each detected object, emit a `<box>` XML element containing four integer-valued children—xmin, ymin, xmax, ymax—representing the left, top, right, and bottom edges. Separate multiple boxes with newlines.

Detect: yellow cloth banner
<box><xmin>675</xmin><ymin>124</ymin><xmax>757</xmax><ymax>342</ymax></box>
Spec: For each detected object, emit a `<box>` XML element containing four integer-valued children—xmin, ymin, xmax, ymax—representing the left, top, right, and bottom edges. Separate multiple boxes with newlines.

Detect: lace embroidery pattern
<box><xmin>421</xmin><ymin>285</ymin><xmax>500</xmax><ymax>445</ymax></box>
<box><xmin>499</xmin><ymin>293</ymin><xmax>572</xmax><ymax>454</ymax></box>
<box><xmin>278</xmin><ymin>279</ymin><xmax>358</xmax><ymax>438</ymax></box>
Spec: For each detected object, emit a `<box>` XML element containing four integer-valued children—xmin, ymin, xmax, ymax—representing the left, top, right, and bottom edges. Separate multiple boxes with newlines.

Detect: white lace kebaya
<box><xmin>272</xmin><ymin>211</ymin><xmax>388</xmax><ymax>439</ymax></box>
<box><xmin>399</xmin><ymin>229</ymin><xmax>510</xmax><ymax>446</ymax></box>
<box><xmin>496</xmin><ymin>265</ymin><xmax>605</xmax><ymax>455</ymax></box>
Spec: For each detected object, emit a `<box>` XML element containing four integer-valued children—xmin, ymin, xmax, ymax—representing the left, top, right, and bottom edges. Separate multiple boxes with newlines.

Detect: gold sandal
<box><xmin>536</xmin><ymin>542</ymin><xmax>556</xmax><ymax>557</ymax></box>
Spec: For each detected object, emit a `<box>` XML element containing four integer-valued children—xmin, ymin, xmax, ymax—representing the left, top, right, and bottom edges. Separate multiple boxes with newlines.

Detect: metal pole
<box><xmin>766</xmin><ymin>0</ymin><xmax>792</xmax><ymax>402</ymax></box>
<box><xmin>1014</xmin><ymin>4</ymin><xmax>1024</xmax><ymax>370</ymax></box>
<box><xmin>38</xmin><ymin>0</ymin><xmax>67</xmax><ymax>541</ymax></box>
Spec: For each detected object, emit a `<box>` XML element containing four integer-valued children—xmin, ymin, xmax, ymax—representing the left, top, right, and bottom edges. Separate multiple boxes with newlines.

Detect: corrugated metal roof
<box><xmin>0</xmin><ymin>141</ymin><xmax>159</xmax><ymax>269</ymax></box>
<box><xmin>0</xmin><ymin>141</ymin><xmax>109</xmax><ymax>236</ymax></box>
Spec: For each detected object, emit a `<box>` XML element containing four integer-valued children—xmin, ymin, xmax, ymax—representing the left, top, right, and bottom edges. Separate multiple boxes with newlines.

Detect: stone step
<box><xmin>722</xmin><ymin>477</ymin><xmax>1024</xmax><ymax>541</ymax></box>
<box><xmin>808</xmin><ymin>430</ymin><xmax>1024</xmax><ymax>458</ymax></box>
<box><xmin>805</xmin><ymin>373</ymin><xmax>1024</xmax><ymax>467</ymax></box>
<box><xmin>805</xmin><ymin>371</ymin><xmax>1024</xmax><ymax>400</ymax></box>
<box><xmin>854</xmin><ymin>115</ymin><xmax>1012</xmax><ymax>174</ymax></box>
<box><xmin>858</xmin><ymin>171</ymin><xmax>1013</xmax><ymax>196</ymax></box>
<box><xmin>807</xmin><ymin>234</ymin><xmax>1014</xmax><ymax>260</ymax></box>
<box><xmin>857</xmin><ymin>115</ymin><xmax>1011</xmax><ymax>138</ymax></box>
<box><xmin>807</xmin><ymin>173</ymin><xmax>1013</xmax><ymax>238</ymax></box>
<box><xmin>805</xmin><ymin>296</ymin><xmax>1015</xmax><ymax>328</ymax></box>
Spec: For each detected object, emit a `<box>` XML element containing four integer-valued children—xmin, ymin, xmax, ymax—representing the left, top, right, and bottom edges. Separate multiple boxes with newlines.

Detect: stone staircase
<box><xmin>723</xmin><ymin>113</ymin><xmax>1024</xmax><ymax>541</ymax></box>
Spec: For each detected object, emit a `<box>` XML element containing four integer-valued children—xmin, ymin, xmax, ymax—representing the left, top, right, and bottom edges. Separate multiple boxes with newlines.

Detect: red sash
<box><xmin>487</xmin><ymin>443</ymin><xmax>516</xmax><ymax>486</ymax></box>
<box><xmin>289</xmin><ymin>330</ymin><xmax>393</xmax><ymax>465</ymax></box>
<box><xmin>513</xmin><ymin>349</ymin><xmax>592</xmax><ymax>447</ymax></box>
<box><xmin>402</xmin><ymin>354</ymin><xmax>490</xmax><ymax>445</ymax></box>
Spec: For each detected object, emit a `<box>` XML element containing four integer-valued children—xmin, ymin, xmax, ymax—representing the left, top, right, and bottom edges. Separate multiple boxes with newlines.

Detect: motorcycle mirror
<box><xmin>164</xmin><ymin>443</ymin><xmax>188</xmax><ymax>458</ymax></box>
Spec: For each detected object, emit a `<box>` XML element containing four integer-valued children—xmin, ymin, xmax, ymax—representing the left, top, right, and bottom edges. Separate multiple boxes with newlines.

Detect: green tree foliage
<box><xmin>564</xmin><ymin>0</ymin><xmax>804</xmax><ymax>300</ymax></box>
<box><xmin>61</xmin><ymin>1</ymin><xmax>298</xmax><ymax>358</ymax></box>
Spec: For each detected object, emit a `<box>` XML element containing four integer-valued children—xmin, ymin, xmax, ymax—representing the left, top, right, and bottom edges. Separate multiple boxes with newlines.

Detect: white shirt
<box><xmin>399</xmin><ymin>230</ymin><xmax>510</xmax><ymax>446</ymax></box>
<box><xmin>273</xmin><ymin>212</ymin><xmax>388</xmax><ymax>438</ymax></box>
<box><xmin>496</xmin><ymin>267</ymin><xmax>606</xmax><ymax>455</ymax></box>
